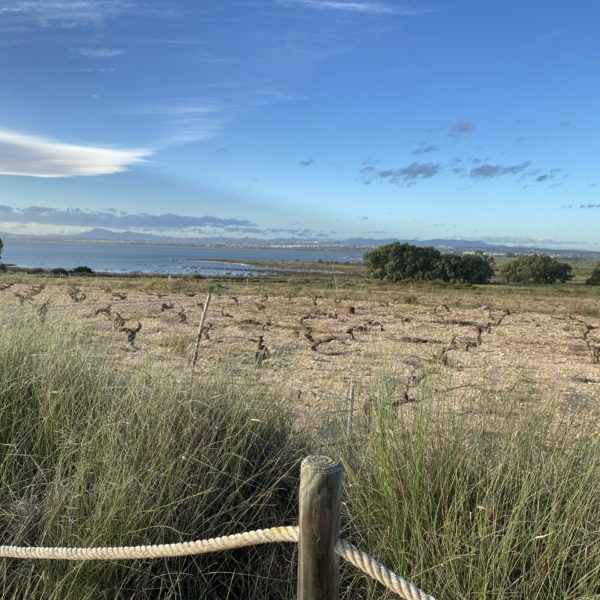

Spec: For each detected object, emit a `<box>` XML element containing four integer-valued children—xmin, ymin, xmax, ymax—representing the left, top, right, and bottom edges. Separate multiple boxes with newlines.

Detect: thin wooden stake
<box><xmin>191</xmin><ymin>294</ymin><xmax>211</xmax><ymax>375</ymax></box>
<box><xmin>346</xmin><ymin>379</ymin><xmax>355</xmax><ymax>438</ymax></box>
<box><xmin>298</xmin><ymin>455</ymin><xmax>344</xmax><ymax>600</ymax></box>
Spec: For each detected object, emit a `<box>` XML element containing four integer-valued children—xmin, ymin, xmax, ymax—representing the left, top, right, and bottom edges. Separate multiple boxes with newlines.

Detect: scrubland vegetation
<box><xmin>364</xmin><ymin>243</ymin><xmax>495</xmax><ymax>284</ymax></box>
<box><xmin>586</xmin><ymin>262</ymin><xmax>600</xmax><ymax>285</ymax></box>
<box><xmin>346</xmin><ymin>378</ymin><xmax>600</xmax><ymax>599</ymax></box>
<box><xmin>1</xmin><ymin>268</ymin><xmax>599</xmax><ymax>599</ymax></box>
<box><xmin>0</xmin><ymin>313</ymin><xmax>305</xmax><ymax>599</ymax></box>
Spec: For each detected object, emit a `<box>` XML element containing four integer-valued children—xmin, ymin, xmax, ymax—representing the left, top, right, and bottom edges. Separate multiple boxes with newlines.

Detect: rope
<box><xmin>0</xmin><ymin>527</ymin><xmax>298</xmax><ymax>561</ymax></box>
<box><xmin>0</xmin><ymin>528</ymin><xmax>436</xmax><ymax>600</ymax></box>
<box><xmin>335</xmin><ymin>538</ymin><xmax>436</xmax><ymax>600</ymax></box>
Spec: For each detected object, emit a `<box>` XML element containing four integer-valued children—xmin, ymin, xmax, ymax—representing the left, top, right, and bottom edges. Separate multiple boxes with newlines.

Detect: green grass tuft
<box><xmin>342</xmin><ymin>375</ymin><xmax>600</xmax><ymax>599</ymax></box>
<box><xmin>0</xmin><ymin>314</ymin><xmax>306</xmax><ymax>599</ymax></box>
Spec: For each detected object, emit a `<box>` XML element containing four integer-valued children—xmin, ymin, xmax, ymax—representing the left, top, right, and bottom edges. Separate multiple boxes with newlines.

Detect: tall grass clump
<box><xmin>0</xmin><ymin>314</ymin><xmax>306</xmax><ymax>599</ymax></box>
<box><xmin>342</xmin><ymin>375</ymin><xmax>600</xmax><ymax>599</ymax></box>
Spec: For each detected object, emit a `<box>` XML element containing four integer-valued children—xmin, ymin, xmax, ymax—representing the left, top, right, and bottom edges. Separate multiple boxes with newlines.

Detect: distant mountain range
<box><xmin>0</xmin><ymin>228</ymin><xmax>596</xmax><ymax>257</ymax></box>
<box><xmin>72</xmin><ymin>228</ymin><xmax>496</xmax><ymax>249</ymax></box>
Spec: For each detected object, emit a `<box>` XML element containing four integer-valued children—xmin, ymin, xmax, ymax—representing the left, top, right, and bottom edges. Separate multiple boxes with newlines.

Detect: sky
<box><xmin>0</xmin><ymin>0</ymin><xmax>599</xmax><ymax>248</ymax></box>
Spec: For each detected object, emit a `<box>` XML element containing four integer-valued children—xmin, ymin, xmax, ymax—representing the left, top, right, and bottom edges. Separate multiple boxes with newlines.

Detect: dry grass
<box><xmin>1</xmin><ymin>275</ymin><xmax>598</xmax><ymax>427</ymax></box>
<box><xmin>0</xmin><ymin>272</ymin><xmax>599</xmax><ymax>598</ymax></box>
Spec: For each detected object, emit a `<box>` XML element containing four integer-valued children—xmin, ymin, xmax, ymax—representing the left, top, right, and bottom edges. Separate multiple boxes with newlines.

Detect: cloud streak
<box><xmin>120</xmin><ymin>100</ymin><xmax>225</xmax><ymax>145</ymax></box>
<box><xmin>412</xmin><ymin>144</ymin><xmax>439</xmax><ymax>155</ymax></box>
<box><xmin>560</xmin><ymin>204</ymin><xmax>600</xmax><ymax>210</ymax></box>
<box><xmin>357</xmin><ymin>154</ymin><xmax>558</xmax><ymax>187</ymax></box>
<box><xmin>0</xmin><ymin>1</ymin><xmax>173</xmax><ymax>30</ymax></box>
<box><xmin>80</xmin><ymin>47</ymin><xmax>125</xmax><ymax>57</ymax></box>
<box><xmin>0</xmin><ymin>205</ymin><xmax>257</xmax><ymax>231</ymax></box>
<box><xmin>0</xmin><ymin>205</ymin><xmax>337</xmax><ymax>239</ymax></box>
<box><xmin>448</xmin><ymin>120</ymin><xmax>474</xmax><ymax>140</ymax></box>
<box><xmin>361</xmin><ymin>161</ymin><xmax>440</xmax><ymax>186</ymax></box>
<box><xmin>0</xmin><ymin>129</ymin><xmax>151</xmax><ymax>177</ymax></box>
<box><xmin>469</xmin><ymin>161</ymin><xmax>531</xmax><ymax>179</ymax></box>
<box><xmin>278</xmin><ymin>0</ymin><xmax>430</xmax><ymax>15</ymax></box>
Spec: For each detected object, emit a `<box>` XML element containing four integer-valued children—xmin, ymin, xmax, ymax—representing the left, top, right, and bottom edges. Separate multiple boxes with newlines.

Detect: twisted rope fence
<box><xmin>0</xmin><ymin>457</ymin><xmax>436</xmax><ymax>600</ymax></box>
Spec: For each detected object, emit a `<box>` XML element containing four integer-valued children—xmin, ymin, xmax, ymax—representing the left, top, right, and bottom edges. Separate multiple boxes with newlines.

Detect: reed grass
<box><xmin>0</xmin><ymin>314</ymin><xmax>305</xmax><ymax>599</ymax></box>
<box><xmin>342</xmin><ymin>374</ymin><xmax>600</xmax><ymax>599</ymax></box>
<box><xmin>1</xmin><ymin>312</ymin><xmax>599</xmax><ymax>598</ymax></box>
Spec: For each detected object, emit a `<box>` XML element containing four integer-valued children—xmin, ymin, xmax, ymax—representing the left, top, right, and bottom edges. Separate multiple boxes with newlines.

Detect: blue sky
<box><xmin>0</xmin><ymin>0</ymin><xmax>598</xmax><ymax>248</ymax></box>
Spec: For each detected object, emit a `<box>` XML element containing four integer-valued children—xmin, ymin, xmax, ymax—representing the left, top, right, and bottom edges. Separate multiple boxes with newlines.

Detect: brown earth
<box><xmin>1</xmin><ymin>278</ymin><xmax>599</xmax><ymax>428</ymax></box>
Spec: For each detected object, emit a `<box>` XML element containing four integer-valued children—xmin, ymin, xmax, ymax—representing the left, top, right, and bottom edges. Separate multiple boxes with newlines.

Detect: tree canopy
<box><xmin>586</xmin><ymin>262</ymin><xmax>600</xmax><ymax>286</ymax></box>
<box><xmin>363</xmin><ymin>243</ymin><xmax>494</xmax><ymax>284</ymax></box>
<box><xmin>435</xmin><ymin>253</ymin><xmax>495</xmax><ymax>284</ymax></box>
<box><xmin>499</xmin><ymin>254</ymin><xmax>573</xmax><ymax>284</ymax></box>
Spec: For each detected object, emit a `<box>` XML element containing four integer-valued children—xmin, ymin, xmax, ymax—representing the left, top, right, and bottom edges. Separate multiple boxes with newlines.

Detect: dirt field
<box><xmin>1</xmin><ymin>276</ymin><xmax>599</xmax><ymax>428</ymax></box>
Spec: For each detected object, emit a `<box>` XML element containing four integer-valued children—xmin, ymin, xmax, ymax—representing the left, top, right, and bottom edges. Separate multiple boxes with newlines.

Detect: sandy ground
<box><xmin>1</xmin><ymin>280</ymin><xmax>599</xmax><ymax>427</ymax></box>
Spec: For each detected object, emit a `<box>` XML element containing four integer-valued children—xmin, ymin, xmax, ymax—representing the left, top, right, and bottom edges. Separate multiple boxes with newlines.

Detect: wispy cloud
<box><xmin>120</xmin><ymin>101</ymin><xmax>224</xmax><ymax>145</ymax></box>
<box><xmin>278</xmin><ymin>0</ymin><xmax>431</xmax><ymax>15</ymax></box>
<box><xmin>477</xmin><ymin>235</ymin><xmax>584</xmax><ymax>247</ymax></box>
<box><xmin>0</xmin><ymin>1</ymin><xmax>174</xmax><ymax>30</ymax></box>
<box><xmin>361</xmin><ymin>161</ymin><xmax>440</xmax><ymax>186</ymax></box>
<box><xmin>412</xmin><ymin>143</ymin><xmax>439</xmax><ymax>155</ymax></box>
<box><xmin>560</xmin><ymin>204</ymin><xmax>600</xmax><ymax>210</ymax></box>
<box><xmin>0</xmin><ymin>205</ymin><xmax>256</xmax><ymax>231</ymax></box>
<box><xmin>80</xmin><ymin>67</ymin><xmax>117</xmax><ymax>72</ymax></box>
<box><xmin>469</xmin><ymin>161</ymin><xmax>531</xmax><ymax>179</ymax></box>
<box><xmin>359</xmin><ymin>153</ymin><xmax>560</xmax><ymax>187</ymax></box>
<box><xmin>448</xmin><ymin>120</ymin><xmax>474</xmax><ymax>140</ymax></box>
<box><xmin>124</xmin><ymin>102</ymin><xmax>219</xmax><ymax>116</ymax></box>
<box><xmin>298</xmin><ymin>158</ymin><xmax>315</xmax><ymax>167</ymax></box>
<box><xmin>0</xmin><ymin>129</ymin><xmax>151</xmax><ymax>177</ymax></box>
<box><xmin>149</xmin><ymin>38</ymin><xmax>207</xmax><ymax>45</ymax></box>
<box><xmin>0</xmin><ymin>205</ymin><xmax>337</xmax><ymax>238</ymax></box>
<box><xmin>80</xmin><ymin>47</ymin><xmax>125</xmax><ymax>57</ymax></box>
<box><xmin>163</xmin><ymin>118</ymin><xmax>224</xmax><ymax>145</ymax></box>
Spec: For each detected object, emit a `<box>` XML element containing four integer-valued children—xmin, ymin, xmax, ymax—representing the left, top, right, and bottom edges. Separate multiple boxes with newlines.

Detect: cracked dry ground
<box><xmin>2</xmin><ymin>281</ymin><xmax>599</xmax><ymax>424</ymax></box>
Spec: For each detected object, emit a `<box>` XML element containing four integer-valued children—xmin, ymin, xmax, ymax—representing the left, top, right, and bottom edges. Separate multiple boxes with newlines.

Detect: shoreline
<box><xmin>0</xmin><ymin>260</ymin><xmax>363</xmax><ymax>280</ymax></box>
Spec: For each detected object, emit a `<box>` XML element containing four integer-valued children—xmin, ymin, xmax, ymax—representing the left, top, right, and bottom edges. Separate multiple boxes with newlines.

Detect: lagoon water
<box><xmin>2</xmin><ymin>239</ymin><xmax>365</xmax><ymax>276</ymax></box>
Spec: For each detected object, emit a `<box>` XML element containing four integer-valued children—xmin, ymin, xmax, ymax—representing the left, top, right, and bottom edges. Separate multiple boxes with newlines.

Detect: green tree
<box><xmin>71</xmin><ymin>265</ymin><xmax>94</xmax><ymax>274</ymax></box>
<box><xmin>500</xmin><ymin>254</ymin><xmax>573</xmax><ymax>284</ymax></box>
<box><xmin>364</xmin><ymin>243</ymin><xmax>495</xmax><ymax>284</ymax></box>
<box><xmin>585</xmin><ymin>262</ymin><xmax>600</xmax><ymax>285</ymax></box>
<box><xmin>436</xmin><ymin>252</ymin><xmax>495</xmax><ymax>284</ymax></box>
<box><xmin>364</xmin><ymin>243</ymin><xmax>442</xmax><ymax>282</ymax></box>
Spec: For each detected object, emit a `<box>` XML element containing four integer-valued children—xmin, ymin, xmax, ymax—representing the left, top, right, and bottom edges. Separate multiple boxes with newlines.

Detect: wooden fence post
<box><xmin>297</xmin><ymin>455</ymin><xmax>344</xmax><ymax>600</ymax></box>
<box><xmin>346</xmin><ymin>379</ymin><xmax>355</xmax><ymax>438</ymax></box>
<box><xmin>191</xmin><ymin>294</ymin><xmax>211</xmax><ymax>370</ymax></box>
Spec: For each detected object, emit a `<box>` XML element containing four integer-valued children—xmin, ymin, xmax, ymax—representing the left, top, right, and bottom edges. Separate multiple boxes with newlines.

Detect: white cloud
<box><xmin>0</xmin><ymin>1</ymin><xmax>174</xmax><ymax>30</ymax></box>
<box><xmin>120</xmin><ymin>101</ymin><xmax>224</xmax><ymax>145</ymax></box>
<box><xmin>279</xmin><ymin>0</ymin><xmax>430</xmax><ymax>15</ymax></box>
<box><xmin>80</xmin><ymin>47</ymin><xmax>125</xmax><ymax>57</ymax></box>
<box><xmin>125</xmin><ymin>102</ymin><xmax>219</xmax><ymax>116</ymax></box>
<box><xmin>0</xmin><ymin>129</ymin><xmax>152</xmax><ymax>177</ymax></box>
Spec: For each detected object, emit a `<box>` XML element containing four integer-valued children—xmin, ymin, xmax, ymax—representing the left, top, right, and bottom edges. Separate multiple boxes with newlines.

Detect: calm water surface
<box><xmin>2</xmin><ymin>239</ymin><xmax>365</xmax><ymax>276</ymax></box>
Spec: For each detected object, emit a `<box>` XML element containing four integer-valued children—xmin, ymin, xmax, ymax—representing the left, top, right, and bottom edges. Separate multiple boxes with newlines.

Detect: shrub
<box><xmin>500</xmin><ymin>254</ymin><xmax>573</xmax><ymax>284</ymax></box>
<box><xmin>435</xmin><ymin>252</ymin><xmax>495</xmax><ymax>284</ymax></box>
<box><xmin>364</xmin><ymin>243</ymin><xmax>494</xmax><ymax>284</ymax></box>
<box><xmin>585</xmin><ymin>262</ymin><xmax>600</xmax><ymax>285</ymax></box>
<box><xmin>364</xmin><ymin>243</ymin><xmax>442</xmax><ymax>282</ymax></box>
<box><xmin>70</xmin><ymin>265</ymin><xmax>94</xmax><ymax>274</ymax></box>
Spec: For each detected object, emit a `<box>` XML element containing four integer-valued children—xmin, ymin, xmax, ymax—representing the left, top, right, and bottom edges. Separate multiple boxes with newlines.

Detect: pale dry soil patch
<box><xmin>1</xmin><ymin>281</ymin><xmax>599</xmax><ymax>428</ymax></box>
